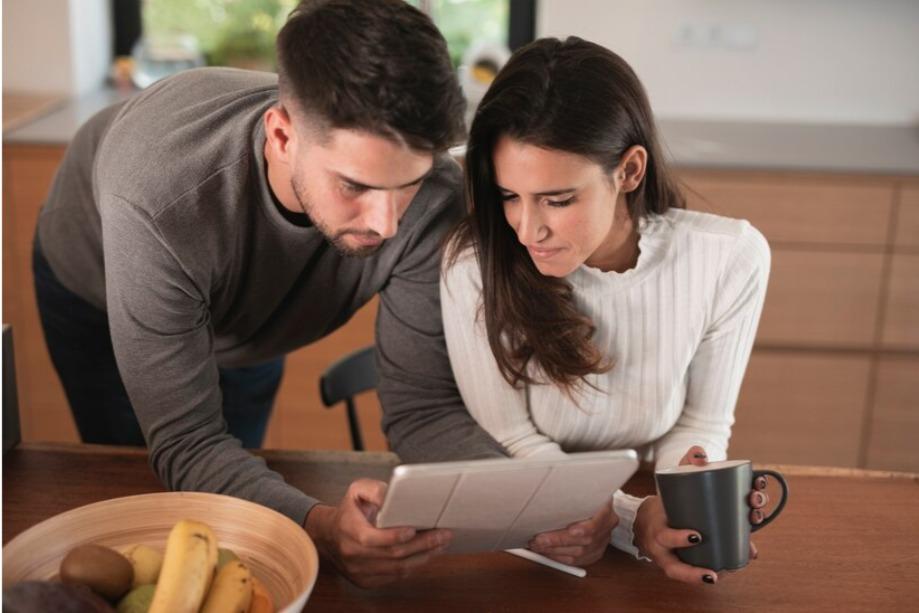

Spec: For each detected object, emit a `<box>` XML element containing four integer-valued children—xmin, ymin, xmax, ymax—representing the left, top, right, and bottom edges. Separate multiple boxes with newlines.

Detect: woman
<box><xmin>442</xmin><ymin>37</ymin><xmax>771</xmax><ymax>585</ymax></box>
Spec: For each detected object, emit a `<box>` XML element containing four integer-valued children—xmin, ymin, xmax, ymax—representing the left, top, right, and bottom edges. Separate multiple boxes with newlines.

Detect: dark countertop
<box><xmin>5</xmin><ymin>86</ymin><xmax>918</xmax><ymax>176</ymax></box>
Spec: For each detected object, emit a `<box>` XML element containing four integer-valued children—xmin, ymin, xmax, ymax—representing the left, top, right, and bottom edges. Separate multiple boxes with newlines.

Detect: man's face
<box><xmin>267</xmin><ymin>109</ymin><xmax>434</xmax><ymax>257</ymax></box>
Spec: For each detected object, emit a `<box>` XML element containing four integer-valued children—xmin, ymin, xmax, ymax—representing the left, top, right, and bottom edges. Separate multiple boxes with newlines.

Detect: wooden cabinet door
<box><xmin>677</xmin><ymin>170</ymin><xmax>894</xmax><ymax>247</ymax></box>
<box><xmin>3</xmin><ymin>144</ymin><xmax>76</xmax><ymax>441</ymax></box>
<box><xmin>882</xmin><ymin>255</ymin><xmax>919</xmax><ymax>350</ymax></box>
<box><xmin>865</xmin><ymin>357</ymin><xmax>919</xmax><ymax>472</ymax></box>
<box><xmin>729</xmin><ymin>351</ymin><xmax>871</xmax><ymax>467</ymax></box>
<box><xmin>757</xmin><ymin>250</ymin><xmax>884</xmax><ymax>348</ymax></box>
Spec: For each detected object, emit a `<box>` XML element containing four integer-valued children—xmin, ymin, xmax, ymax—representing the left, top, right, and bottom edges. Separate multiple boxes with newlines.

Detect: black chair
<box><xmin>3</xmin><ymin>325</ymin><xmax>22</xmax><ymax>454</ymax></box>
<box><xmin>319</xmin><ymin>346</ymin><xmax>378</xmax><ymax>451</ymax></box>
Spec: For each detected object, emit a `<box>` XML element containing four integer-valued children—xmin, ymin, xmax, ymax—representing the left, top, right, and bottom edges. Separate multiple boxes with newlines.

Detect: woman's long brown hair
<box><xmin>447</xmin><ymin>37</ymin><xmax>685</xmax><ymax>394</ymax></box>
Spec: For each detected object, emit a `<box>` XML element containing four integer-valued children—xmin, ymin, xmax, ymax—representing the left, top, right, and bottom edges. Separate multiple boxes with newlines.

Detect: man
<box><xmin>33</xmin><ymin>0</ymin><xmax>505</xmax><ymax>587</ymax></box>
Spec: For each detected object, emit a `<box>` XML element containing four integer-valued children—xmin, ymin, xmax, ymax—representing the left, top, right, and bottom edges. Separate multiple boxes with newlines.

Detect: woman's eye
<box><xmin>500</xmin><ymin>193</ymin><xmax>518</xmax><ymax>202</ymax></box>
<box><xmin>546</xmin><ymin>197</ymin><xmax>575</xmax><ymax>207</ymax></box>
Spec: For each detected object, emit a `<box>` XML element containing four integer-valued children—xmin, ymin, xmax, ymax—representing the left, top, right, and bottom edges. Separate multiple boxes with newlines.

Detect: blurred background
<box><xmin>3</xmin><ymin>1</ymin><xmax>918</xmax><ymax>471</ymax></box>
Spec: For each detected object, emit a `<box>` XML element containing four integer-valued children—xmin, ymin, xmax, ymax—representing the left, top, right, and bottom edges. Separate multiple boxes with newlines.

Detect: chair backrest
<box><xmin>3</xmin><ymin>325</ymin><xmax>22</xmax><ymax>453</ymax></box>
<box><xmin>319</xmin><ymin>346</ymin><xmax>378</xmax><ymax>407</ymax></box>
<box><xmin>319</xmin><ymin>346</ymin><xmax>378</xmax><ymax>451</ymax></box>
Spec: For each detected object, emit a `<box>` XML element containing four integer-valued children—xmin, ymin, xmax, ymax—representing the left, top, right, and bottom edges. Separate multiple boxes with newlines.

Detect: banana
<box><xmin>247</xmin><ymin>575</ymin><xmax>274</xmax><ymax>613</ymax></box>
<box><xmin>201</xmin><ymin>559</ymin><xmax>253</xmax><ymax>613</ymax></box>
<box><xmin>148</xmin><ymin>519</ymin><xmax>218</xmax><ymax>613</ymax></box>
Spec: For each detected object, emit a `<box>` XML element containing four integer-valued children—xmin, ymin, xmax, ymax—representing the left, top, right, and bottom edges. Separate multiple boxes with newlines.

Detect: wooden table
<box><xmin>3</xmin><ymin>443</ymin><xmax>918</xmax><ymax>611</ymax></box>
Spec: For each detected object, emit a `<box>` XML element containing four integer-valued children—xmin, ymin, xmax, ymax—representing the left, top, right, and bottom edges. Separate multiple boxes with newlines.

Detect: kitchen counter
<box><xmin>661</xmin><ymin>118</ymin><xmax>919</xmax><ymax>176</ymax></box>
<box><xmin>4</xmin><ymin>86</ymin><xmax>919</xmax><ymax>176</ymax></box>
<box><xmin>3</xmin><ymin>88</ymin><xmax>129</xmax><ymax>145</ymax></box>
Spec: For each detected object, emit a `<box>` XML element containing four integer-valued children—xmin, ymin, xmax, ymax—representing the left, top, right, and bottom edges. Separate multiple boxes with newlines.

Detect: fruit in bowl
<box><xmin>2</xmin><ymin>492</ymin><xmax>319</xmax><ymax>613</ymax></box>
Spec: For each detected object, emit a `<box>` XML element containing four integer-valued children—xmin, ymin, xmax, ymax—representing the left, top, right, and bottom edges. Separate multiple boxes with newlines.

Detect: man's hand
<box><xmin>304</xmin><ymin>479</ymin><xmax>452</xmax><ymax>588</ymax></box>
<box><xmin>527</xmin><ymin>501</ymin><xmax>618</xmax><ymax>566</ymax></box>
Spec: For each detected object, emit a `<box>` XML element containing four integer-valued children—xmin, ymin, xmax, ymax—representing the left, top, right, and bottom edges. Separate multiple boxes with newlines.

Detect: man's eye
<box><xmin>342</xmin><ymin>183</ymin><xmax>367</xmax><ymax>195</ymax></box>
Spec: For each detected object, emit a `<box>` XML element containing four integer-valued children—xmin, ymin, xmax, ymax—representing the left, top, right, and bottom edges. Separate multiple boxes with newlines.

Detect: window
<box><xmin>127</xmin><ymin>0</ymin><xmax>532</xmax><ymax>73</ymax></box>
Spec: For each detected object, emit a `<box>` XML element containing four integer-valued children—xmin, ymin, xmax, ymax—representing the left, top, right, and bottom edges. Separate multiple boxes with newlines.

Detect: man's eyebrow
<box><xmin>496</xmin><ymin>184</ymin><xmax>577</xmax><ymax>197</ymax></box>
<box><xmin>336</xmin><ymin>167</ymin><xmax>434</xmax><ymax>190</ymax></box>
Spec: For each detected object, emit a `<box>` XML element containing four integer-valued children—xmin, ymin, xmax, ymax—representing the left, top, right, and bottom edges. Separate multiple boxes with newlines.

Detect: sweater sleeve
<box><xmin>613</xmin><ymin>224</ymin><xmax>770</xmax><ymax>560</ymax></box>
<box><xmin>440</xmin><ymin>250</ymin><xmax>566</xmax><ymax>458</ymax></box>
<box><xmin>101</xmin><ymin>194</ymin><xmax>316</xmax><ymax>525</ymax></box>
<box><xmin>653</xmin><ymin>223</ymin><xmax>771</xmax><ymax>469</ymax></box>
<box><xmin>376</xmin><ymin>175</ymin><xmax>508</xmax><ymax>463</ymax></box>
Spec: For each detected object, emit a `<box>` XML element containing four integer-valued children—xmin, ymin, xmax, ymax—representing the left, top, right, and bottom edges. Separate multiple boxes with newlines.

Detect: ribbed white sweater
<box><xmin>441</xmin><ymin>208</ymin><xmax>770</xmax><ymax>557</ymax></box>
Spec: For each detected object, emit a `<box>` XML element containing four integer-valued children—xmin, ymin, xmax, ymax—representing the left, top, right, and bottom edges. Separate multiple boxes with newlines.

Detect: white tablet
<box><xmin>376</xmin><ymin>450</ymin><xmax>639</xmax><ymax>554</ymax></box>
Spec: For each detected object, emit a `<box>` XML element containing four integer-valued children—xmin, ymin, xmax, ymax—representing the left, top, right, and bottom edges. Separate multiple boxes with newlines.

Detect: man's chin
<box><xmin>332</xmin><ymin>235</ymin><xmax>385</xmax><ymax>258</ymax></box>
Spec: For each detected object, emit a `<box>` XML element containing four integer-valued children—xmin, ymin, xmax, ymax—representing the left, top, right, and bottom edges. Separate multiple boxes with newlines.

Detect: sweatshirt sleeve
<box><xmin>376</xmin><ymin>169</ymin><xmax>508</xmax><ymax>463</ymax></box>
<box><xmin>653</xmin><ymin>223</ymin><xmax>771</xmax><ymax>469</ymax></box>
<box><xmin>101</xmin><ymin>193</ymin><xmax>316</xmax><ymax>525</ymax></box>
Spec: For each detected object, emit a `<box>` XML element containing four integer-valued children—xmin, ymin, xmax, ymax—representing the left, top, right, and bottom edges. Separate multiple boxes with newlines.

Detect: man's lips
<box><xmin>342</xmin><ymin>232</ymin><xmax>384</xmax><ymax>248</ymax></box>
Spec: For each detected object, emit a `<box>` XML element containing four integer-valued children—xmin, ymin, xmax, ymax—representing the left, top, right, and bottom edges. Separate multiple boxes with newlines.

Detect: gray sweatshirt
<box><xmin>37</xmin><ymin>68</ymin><xmax>505</xmax><ymax>525</ymax></box>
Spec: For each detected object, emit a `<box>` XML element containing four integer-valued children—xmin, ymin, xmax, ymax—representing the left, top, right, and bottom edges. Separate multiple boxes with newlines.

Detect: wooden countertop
<box><xmin>4</xmin><ymin>443</ymin><xmax>918</xmax><ymax>612</ymax></box>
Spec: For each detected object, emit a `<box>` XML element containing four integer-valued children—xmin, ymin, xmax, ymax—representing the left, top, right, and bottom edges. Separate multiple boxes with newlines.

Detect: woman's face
<box><xmin>493</xmin><ymin>135</ymin><xmax>637</xmax><ymax>277</ymax></box>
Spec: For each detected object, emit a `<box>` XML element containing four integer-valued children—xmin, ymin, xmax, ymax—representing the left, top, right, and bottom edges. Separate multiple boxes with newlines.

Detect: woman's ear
<box><xmin>617</xmin><ymin>145</ymin><xmax>648</xmax><ymax>193</ymax></box>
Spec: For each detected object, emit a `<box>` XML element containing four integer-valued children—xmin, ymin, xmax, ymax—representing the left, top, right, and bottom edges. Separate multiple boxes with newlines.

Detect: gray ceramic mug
<box><xmin>654</xmin><ymin>460</ymin><xmax>789</xmax><ymax>572</ymax></box>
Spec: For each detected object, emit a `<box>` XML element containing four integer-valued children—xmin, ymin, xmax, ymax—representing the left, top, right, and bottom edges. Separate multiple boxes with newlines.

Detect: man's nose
<box><xmin>363</xmin><ymin>191</ymin><xmax>400</xmax><ymax>239</ymax></box>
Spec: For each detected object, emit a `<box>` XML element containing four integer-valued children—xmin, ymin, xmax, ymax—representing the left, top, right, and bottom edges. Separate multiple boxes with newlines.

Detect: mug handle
<box><xmin>750</xmin><ymin>469</ymin><xmax>789</xmax><ymax>532</ymax></box>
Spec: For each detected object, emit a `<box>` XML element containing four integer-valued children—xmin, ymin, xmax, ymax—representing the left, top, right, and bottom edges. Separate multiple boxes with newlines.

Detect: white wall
<box><xmin>537</xmin><ymin>0</ymin><xmax>919</xmax><ymax>125</ymax></box>
<box><xmin>69</xmin><ymin>0</ymin><xmax>114</xmax><ymax>95</ymax></box>
<box><xmin>3</xmin><ymin>0</ymin><xmax>112</xmax><ymax>96</ymax></box>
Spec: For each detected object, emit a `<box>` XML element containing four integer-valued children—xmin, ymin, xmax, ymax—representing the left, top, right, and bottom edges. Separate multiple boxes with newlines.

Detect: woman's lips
<box><xmin>527</xmin><ymin>245</ymin><xmax>563</xmax><ymax>259</ymax></box>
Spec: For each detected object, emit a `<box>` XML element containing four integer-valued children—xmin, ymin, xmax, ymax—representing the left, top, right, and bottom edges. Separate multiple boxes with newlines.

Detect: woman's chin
<box><xmin>532</xmin><ymin>259</ymin><xmax>577</xmax><ymax>278</ymax></box>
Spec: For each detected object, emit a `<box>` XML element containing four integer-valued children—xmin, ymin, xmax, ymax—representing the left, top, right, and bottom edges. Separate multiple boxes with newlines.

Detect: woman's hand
<box><xmin>633</xmin><ymin>494</ymin><xmax>718</xmax><ymax>584</ymax></box>
<box><xmin>633</xmin><ymin>446</ymin><xmax>769</xmax><ymax>584</ymax></box>
<box><xmin>528</xmin><ymin>501</ymin><xmax>619</xmax><ymax>566</ymax></box>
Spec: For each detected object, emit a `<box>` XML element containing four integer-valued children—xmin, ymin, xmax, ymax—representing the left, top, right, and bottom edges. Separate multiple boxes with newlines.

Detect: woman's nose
<box><xmin>515</xmin><ymin>202</ymin><xmax>546</xmax><ymax>245</ymax></box>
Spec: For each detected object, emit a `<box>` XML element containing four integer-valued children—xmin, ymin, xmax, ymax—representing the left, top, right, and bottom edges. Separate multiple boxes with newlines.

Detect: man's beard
<box><xmin>291</xmin><ymin>176</ymin><xmax>385</xmax><ymax>258</ymax></box>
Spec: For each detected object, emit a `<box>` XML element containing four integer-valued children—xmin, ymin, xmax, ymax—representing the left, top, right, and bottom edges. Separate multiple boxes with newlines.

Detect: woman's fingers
<box><xmin>748</xmin><ymin>490</ymin><xmax>769</xmax><ymax>509</ymax></box>
<box><xmin>750</xmin><ymin>540</ymin><xmax>759</xmax><ymax>560</ymax></box>
<box><xmin>678</xmin><ymin>445</ymin><xmax>709</xmax><ymax>467</ymax></box>
<box><xmin>650</xmin><ymin>547</ymin><xmax>718</xmax><ymax>584</ymax></box>
<box><xmin>655</xmin><ymin>527</ymin><xmax>703</xmax><ymax>550</ymax></box>
<box><xmin>750</xmin><ymin>508</ymin><xmax>765</xmax><ymax>524</ymax></box>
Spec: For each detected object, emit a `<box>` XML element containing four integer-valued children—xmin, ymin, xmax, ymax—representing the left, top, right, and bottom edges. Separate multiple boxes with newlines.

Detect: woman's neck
<box><xmin>585</xmin><ymin>199</ymin><xmax>641</xmax><ymax>273</ymax></box>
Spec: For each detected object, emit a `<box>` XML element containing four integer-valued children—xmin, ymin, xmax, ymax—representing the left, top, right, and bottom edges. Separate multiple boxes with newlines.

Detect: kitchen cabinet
<box><xmin>678</xmin><ymin>169</ymin><xmax>919</xmax><ymax>470</ymax></box>
<box><xmin>5</xmin><ymin>106</ymin><xmax>918</xmax><ymax>468</ymax></box>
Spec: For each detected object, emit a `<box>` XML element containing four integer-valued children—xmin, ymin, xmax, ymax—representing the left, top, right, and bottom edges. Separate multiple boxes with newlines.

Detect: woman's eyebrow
<box><xmin>497</xmin><ymin>184</ymin><xmax>577</xmax><ymax>196</ymax></box>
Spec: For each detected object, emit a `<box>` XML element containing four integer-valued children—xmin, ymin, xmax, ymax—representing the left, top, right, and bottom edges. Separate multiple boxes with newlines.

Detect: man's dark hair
<box><xmin>276</xmin><ymin>0</ymin><xmax>466</xmax><ymax>152</ymax></box>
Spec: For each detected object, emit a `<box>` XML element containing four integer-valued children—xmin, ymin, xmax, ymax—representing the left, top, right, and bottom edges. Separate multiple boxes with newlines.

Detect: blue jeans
<box><xmin>32</xmin><ymin>238</ymin><xmax>283</xmax><ymax>448</ymax></box>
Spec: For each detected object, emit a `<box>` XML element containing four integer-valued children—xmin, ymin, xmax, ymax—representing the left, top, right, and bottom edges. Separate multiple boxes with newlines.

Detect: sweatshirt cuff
<box><xmin>611</xmin><ymin>490</ymin><xmax>652</xmax><ymax>562</ymax></box>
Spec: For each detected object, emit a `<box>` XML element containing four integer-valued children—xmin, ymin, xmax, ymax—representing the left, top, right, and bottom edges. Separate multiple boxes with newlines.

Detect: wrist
<box><xmin>632</xmin><ymin>496</ymin><xmax>655</xmax><ymax>552</ymax></box>
<box><xmin>303</xmin><ymin>504</ymin><xmax>335</xmax><ymax>556</ymax></box>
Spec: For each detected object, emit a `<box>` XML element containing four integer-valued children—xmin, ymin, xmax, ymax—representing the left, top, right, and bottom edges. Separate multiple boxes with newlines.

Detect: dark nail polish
<box><xmin>693</xmin><ymin>452</ymin><xmax>707</xmax><ymax>459</ymax></box>
<box><xmin>688</xmin><ymin>534</ymin><xmax>701</xmax><ymax>544</ymax></box>
<box><xmin>703</xmin><ymin>575</ymin><xmax>715</xmax><ymax>584</ymax></box>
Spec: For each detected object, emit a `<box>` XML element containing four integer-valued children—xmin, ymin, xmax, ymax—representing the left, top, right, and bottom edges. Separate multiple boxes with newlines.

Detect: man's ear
<box><xmin>264</xmin><ymin>105</ymin><xmax>296</xmax><ymax>163</ymax></box>
<box><xmin>617</xmin><ymin>145</ymin><xmax>648</xmax><ymax>194</ymax></box>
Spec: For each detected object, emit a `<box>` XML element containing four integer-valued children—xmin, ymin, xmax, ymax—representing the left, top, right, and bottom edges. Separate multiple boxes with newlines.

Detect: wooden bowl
<box><xmin>2</xmin><ymin>492</ymin><xmax>319</xmax><ymax>612</ymax></box>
